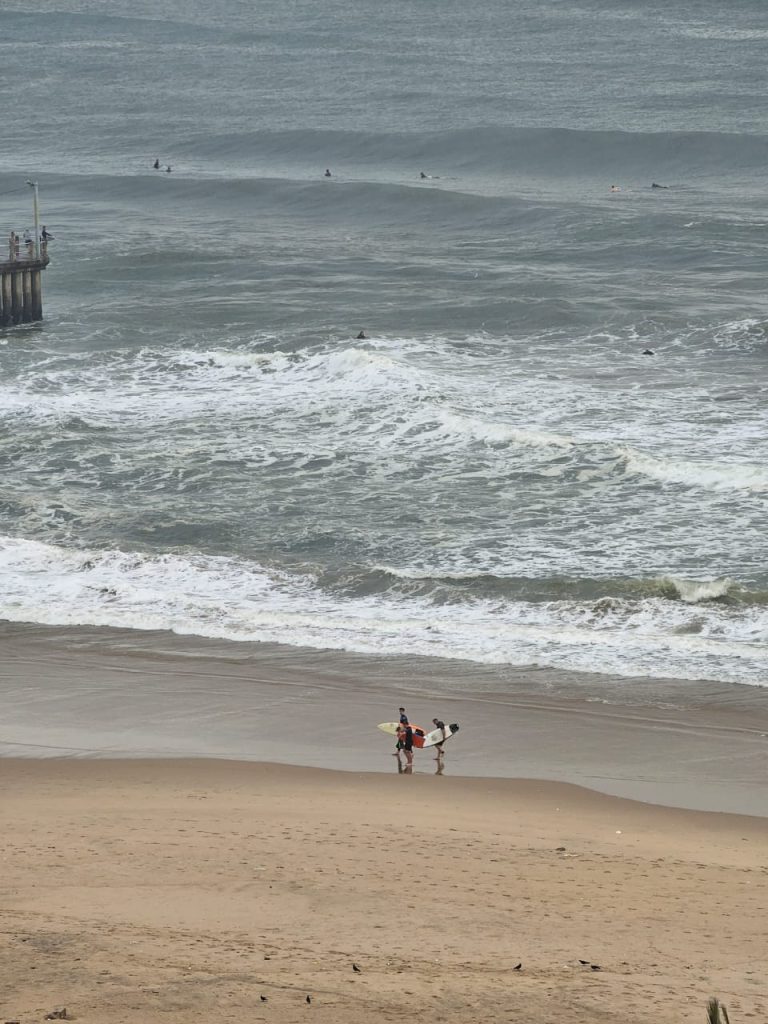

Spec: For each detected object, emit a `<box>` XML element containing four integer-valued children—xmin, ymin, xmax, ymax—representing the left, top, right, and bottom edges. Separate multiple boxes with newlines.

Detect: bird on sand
<box><xmin>591</xmin><ymin>964</ymin><xmax>602</xmax><ymax>971</ymax></box>
<box><xmin>260</xmin><ymin>995</ymin><xmax>268</xmax><ymax>1002</ymax></box>
<box><xmin>306</xmin><ymin>995</ymin><xmax>312</xmax><ymax>1004</ymax></box>
<box><xmin>352</xmin><ymin>963</ymin><xmax>362</xmax><ymax>973</ymax></box>
<box><xmin>579</xmin><ymin>959</ymin><xmax>590</xmax><ymax>965</ymax></box>
<box><xmin>513</xmin><ymin>963</ymin><xmax>522</xmax><ymax>971</ymax></box>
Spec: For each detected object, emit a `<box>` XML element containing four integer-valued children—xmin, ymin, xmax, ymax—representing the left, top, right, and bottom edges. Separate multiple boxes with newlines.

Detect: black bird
<box><xmin>260</xmin><ymin>995</ymin><xmax>268</xmax><ymax>1002</ymax></box>
<box><xmin>306</xmin><ymin>995</ymin><xmax>312</xmax><ymax>1004</ymax></box>
<box><xmin>352</xmin><ymin>963</ymin><xmax>362</xmax><ymax>973</ymax></box>
<box><xmin>513</xmin><ymin>963</ymin><xmax>522</xmax><ymax>971</ymax></box>
<box><xmin>579</xmin><ymin>959</ymin><xmax>590</xmax><ymax>965</ymax></box>
<box><xmin>590</xmin><ymin>964</ymin><xmax>602</xmax><ymax>971</ymax></box>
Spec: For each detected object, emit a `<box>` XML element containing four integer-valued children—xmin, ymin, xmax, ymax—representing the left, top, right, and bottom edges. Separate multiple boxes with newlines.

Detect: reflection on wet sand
<box><xmin>393</xmin><ymin>757</ymin><xmax>444</xmax><ymax>776</ymax></box>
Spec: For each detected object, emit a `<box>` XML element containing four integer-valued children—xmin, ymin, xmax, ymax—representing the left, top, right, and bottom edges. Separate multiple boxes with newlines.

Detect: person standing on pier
<box><xmin>8</xmin><ymin>231</ymin><xmax>17</xmax><ymax>262</ymax></box>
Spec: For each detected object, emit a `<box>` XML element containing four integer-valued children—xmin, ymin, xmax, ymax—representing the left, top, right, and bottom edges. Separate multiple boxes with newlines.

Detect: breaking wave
<box><xmin>0</xmin><ymin>535</ymin><xmax>766</xmax><ymax>686</ymax></box>
<box><xmin>620</xmin><ymin>447</ymin><xmax>768</xmax><ymax>493</ymax></box>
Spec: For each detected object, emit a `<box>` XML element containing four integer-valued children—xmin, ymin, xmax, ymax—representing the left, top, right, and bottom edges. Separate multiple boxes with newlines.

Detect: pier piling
<box><xmin>0</xmin><ymin>257</ymin><xmax>50</xmax><ymax>326</ymax></box>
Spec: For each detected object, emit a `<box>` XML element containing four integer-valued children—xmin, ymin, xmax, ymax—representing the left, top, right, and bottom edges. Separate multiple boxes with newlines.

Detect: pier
<box><xmin>1</xmin><ymin>180</ymin><xmax>51</xmax><ymax>326</ymax></box>
<box><xmin>0</xmin><ymin>247</ymin><xmax>50</xmax><ymax>325</ymax></box>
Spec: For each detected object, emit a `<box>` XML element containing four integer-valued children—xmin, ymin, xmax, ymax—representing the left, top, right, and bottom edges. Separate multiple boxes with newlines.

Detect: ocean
<box><xmin>1</xmin><ymin>0</ymin><xmax>767</xmax><ymax>691</ymax></box>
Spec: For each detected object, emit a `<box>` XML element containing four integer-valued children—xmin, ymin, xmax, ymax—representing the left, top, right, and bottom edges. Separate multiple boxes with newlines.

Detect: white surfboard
<box><xmin>378</xmin><ymin>721</ymin><xmax>459</xmax><ymax>749</ymax></box>
<box><xmin>421</xmin><ymin>723</ymin><xmax>460</xmax><ymax>748</ymax></box>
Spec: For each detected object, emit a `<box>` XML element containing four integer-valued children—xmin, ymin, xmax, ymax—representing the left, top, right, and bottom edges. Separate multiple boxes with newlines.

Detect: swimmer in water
<box><xmin>610</xmin><ymin>184</ymin><xmax>621</xmax><ymax>192</ymax></box>
<box><xmin>324</xmin><ymin>168</ymin><xmax>332</xmax><ymax>177</ymax></box>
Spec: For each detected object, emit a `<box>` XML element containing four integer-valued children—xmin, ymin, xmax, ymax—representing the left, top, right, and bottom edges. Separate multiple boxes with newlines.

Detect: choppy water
<box><xmin>1</xmin><ymin>0</ymin><xmax>767</xmax><ymax>687</ymax></box>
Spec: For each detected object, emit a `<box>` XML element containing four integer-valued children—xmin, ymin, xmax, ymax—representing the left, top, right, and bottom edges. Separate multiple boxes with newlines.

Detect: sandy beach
<box><xmin>2</xmin><ymin>758</ymin><xmax>767</xmax><ymax>1024</ymax></box>
<box><xmin>2</xmin><ymin>622</ymin><xmax>768</xmax><ymax>1021</ymax></box>
<box><xmin>2</xmin><ymin>622</ymin><xmax>768</xmax><ymax>814</ymax></box>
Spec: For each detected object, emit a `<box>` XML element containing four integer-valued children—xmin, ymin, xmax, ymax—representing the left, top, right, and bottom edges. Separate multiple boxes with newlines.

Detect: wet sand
<box><xmin>1</xmin><ymin>758</ymin><xmax>767</xmax><ymax>1024</ymax></box>
<box><xmin>1</xmin><ymin>621</ymin><xmax>767</xmax><ymax>814</ymax></box>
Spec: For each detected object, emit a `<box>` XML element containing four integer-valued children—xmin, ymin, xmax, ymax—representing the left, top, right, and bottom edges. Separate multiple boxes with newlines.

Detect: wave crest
<box><xmin>619</xmin><ymin>446</ymin><xmax>768</xmax><ymax>493</ymax></box>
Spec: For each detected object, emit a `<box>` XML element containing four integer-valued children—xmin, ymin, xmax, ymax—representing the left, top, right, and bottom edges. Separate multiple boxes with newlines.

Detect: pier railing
<box><xmin>2</xmin><ymin>237</ymin><xmax>50</xmax><ymax>268</ymax></box>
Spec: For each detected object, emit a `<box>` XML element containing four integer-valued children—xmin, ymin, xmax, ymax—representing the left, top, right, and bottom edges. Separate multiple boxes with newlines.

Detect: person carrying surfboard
<box><xmin>392</xmin><ymin>709</ymin><xmax>410</xmax><ymax>762</ymax></box>
<box><xmin>393</xmin><ymin>724</ymin><xmax>404</xmax><ymax>765</ymax></box>
<box><xmin>432</xmin><ymin>718</ymin><xmax>447</xmax><ymax>762</ymax></box>
<box><xmin>402</xmin><ymin>723</ymin><xmax>414</xmax><ymax>768</ymax></box>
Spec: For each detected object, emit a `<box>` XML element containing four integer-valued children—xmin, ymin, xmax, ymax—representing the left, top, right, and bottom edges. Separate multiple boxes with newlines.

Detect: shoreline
<box><xmin>1</xmin><ymin>758</ymin><xmax>767</xmax><ymax>1024</ymax></box>
<box><xmin>2</xmin><ymin>620</ymin><xmax>767</xmax><ymax>816</ymax></box>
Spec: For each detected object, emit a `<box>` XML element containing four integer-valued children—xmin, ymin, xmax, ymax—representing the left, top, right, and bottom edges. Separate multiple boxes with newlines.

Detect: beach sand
<box><xmin>2</xmin><ymin>758</ymin><xmax>767</xmax><ymax>1024</ymax></box>
<box><xmin>2</xmin><ymin>622</ymin><xmax>768</xmax><ymax>814</ymax></box>
<box><xmin>2</xmin><ymin>621</ymin><xmax>768</xmax><ymax>1021</ymax></box>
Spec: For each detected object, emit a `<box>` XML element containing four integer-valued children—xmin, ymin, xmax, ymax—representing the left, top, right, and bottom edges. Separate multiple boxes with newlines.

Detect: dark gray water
<box><xmin>1</xmin><ymin>0</ymin><xmax>767</xmax><ymax>686</ymax></box>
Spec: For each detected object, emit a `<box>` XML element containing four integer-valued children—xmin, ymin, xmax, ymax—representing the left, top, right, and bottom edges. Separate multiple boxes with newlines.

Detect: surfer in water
<box><xmin>153</xmin><ymin>158</ymin><xmax>160</xmax><ymax>170</ymax></box>
<box><xmin>324</xmin><ymin>168</ymin><xmax>332</xmax><ymax>177</ymax></box>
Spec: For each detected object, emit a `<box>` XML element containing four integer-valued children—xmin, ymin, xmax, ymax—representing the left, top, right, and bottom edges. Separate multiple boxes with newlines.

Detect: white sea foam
<box><xmin>1</xmin><ymin>535</ymin><xmax>766</xmax><ymax>686</ymax></box>
<box><xmin>435</xmin><ymin>410</ymin><xmax>573</xmax><ymax>449</ymax></box>
<box><xmin>620</xmin><ymin>446</ymin><xmax>768</xmax><ymax>493</ymax></box>
<box><xmin>2</xmin><ymin>329</ymin><xmax>767</xmax><ymax>659</ymax></box>
<box><xmin>663</xmin><ymin>576</ymin><xmax>736</xmax><ymax>603</ymax></box>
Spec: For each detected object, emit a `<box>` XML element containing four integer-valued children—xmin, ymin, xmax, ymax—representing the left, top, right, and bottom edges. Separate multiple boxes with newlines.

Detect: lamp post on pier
<box><xmin>26</xmin><ymin>180</ymin><xmax>40</xmax><ymax>258</ymax></box>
